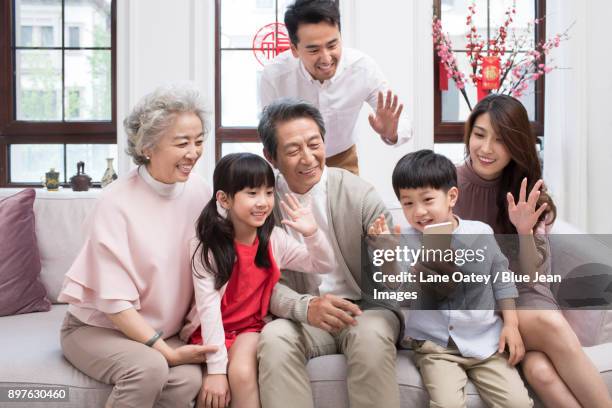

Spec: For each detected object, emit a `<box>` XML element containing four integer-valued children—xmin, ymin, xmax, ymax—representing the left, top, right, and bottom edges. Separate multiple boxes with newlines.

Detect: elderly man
<box><xmin>256</xmin><ymin>98</ymin><xmax>402</xmax><ymax>408</ymax></box>
<box><xmin>259</xmin><ymin>0</ymin><xmax>411</xmax><ymax>175</ymax></box>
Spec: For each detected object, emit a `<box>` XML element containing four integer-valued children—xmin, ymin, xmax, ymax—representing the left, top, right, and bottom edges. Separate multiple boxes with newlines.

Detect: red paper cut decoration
<box><xmin>252</xmin><ymin>23</ymin><xmax>291</xmax><ymax>66</ymax></box>
<box><xmin>481</xmin><ymin>56</ymin><xmax>501</xmax><ymax>90</ymax></box>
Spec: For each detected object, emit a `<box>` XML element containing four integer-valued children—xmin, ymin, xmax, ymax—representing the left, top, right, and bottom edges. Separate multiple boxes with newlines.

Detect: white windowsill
<box><xmin>0</xmin><ymin>187</ymin><xmax>102</xmax><ymax>199</ymax></box>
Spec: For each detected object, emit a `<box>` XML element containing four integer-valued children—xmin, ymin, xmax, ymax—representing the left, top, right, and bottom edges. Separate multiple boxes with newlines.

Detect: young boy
<box><xmin>371</xmin><ymin>149</ymin><xmax>533</xmax><ymax>407</ymax></box>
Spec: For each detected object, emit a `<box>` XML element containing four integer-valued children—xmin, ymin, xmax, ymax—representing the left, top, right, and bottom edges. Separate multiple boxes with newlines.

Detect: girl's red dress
<box><xmin>189</xmin><ymin>237</ymin><xmax>280</xmax><ymax>349</ymax></box>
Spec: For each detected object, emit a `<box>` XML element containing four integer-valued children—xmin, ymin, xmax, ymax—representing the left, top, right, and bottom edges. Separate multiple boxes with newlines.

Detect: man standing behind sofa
<box><xmin>259</xmin><ymin>0</ymin><xmax>411</xmax><ymax>175</ymax></box>
<box><xmin>256</xmin><ymin>98</ymin><xmax>402</xmax><ymax>408</ymax></box>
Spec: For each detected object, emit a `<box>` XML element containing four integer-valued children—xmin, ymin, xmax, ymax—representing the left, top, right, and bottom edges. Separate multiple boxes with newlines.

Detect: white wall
<box><xmin>584</xmin><ymin>1</ymin><xmax>612</xmax><ymax>234</ymax></box>
<box><xmin>340</xmin><ymin>0</ymin><xmax>433</xmax><ymax>210</ymax></box>
<box><xmin>116</xmin><ymin>0</ymin><xmax>215</xmax><ymax>180</ymax></box>
<box><xmin>545</xmin><ymin>0</ymin><xmax>612</xmax><ymax>233</ymax></box>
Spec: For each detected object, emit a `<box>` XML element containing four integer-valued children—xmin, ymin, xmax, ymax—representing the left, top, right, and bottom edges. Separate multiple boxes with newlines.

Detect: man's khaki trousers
<box><xmin>257</xmin><ymin>308</ymin><xmax>401</xmax><ymax>408</ymax></box>
<box><xmin>326</xmin><ymin>144</ymin><xmax>359</xmax><ymax>175</ymax></box>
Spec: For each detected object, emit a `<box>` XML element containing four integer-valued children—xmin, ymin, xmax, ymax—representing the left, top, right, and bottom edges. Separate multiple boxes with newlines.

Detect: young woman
<box><xmin>455</xmin><ymin>93</ymin><xmax>612</xmax><ymax>408</ymax></box>
<box><xmin>182</xmin><ymin>153</ymin><xmax>333</xmax><ymax>408</ymax></box>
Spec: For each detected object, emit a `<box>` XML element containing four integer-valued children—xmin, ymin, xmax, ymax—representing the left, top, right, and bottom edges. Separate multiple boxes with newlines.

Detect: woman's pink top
<box><xmin>58</xmin><ymin>166</ymin><xmax>211</xmax><ymax>338</ymax></box>
<box><xmin>182</xmin><ymin>227</ymin><xmax>335</xmax><ymax>374</ymax></box>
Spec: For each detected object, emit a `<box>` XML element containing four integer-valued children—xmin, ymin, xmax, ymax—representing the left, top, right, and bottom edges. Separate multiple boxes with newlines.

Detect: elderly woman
<box><xmin>58</xmin><ymin>86</ymin><xmax>216</xmax><ymax>408</ymax></box>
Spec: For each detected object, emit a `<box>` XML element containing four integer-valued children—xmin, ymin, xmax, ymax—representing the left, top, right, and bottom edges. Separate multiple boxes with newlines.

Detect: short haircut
<box><xmin>285</xmin><ymin>0</ymin><xmax>341</xmax><ymax>45</ymax></box>
<box><xmin>392</xmin><ymin>149</ymin><xmax>457</xmax><ymax>199</ymax></box>
<box><xmin>258</xmin><ymin>97</ymin><xmax>326</xmax><ymax>160</ymax></box>
<box><xmin>124</xmin><ymin>85</ymin><xmax>207</xmax><ymax>166</ymax></box>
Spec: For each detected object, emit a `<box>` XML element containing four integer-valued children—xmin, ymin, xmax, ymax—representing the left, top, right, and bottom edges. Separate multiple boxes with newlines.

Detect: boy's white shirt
<box><xmin>402</xmin><ymin>216</ymin><xmax>519</xmax><ymax>360</ymax></box>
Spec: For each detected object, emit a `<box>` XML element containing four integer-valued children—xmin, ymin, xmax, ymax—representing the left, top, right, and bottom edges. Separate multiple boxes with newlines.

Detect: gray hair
<box><xmin>124</xmin><ymin>85</ymin><xmax>208</xmax><ymax>165</ymax></box>
<box><xmin>257</xmin><ymin>97</ymin><xmax>326</xmax><ymax>160</ymax></box>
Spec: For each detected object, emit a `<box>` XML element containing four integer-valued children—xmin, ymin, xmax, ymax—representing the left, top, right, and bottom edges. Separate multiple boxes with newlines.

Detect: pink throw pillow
<box><xmin>0</xmin><ymin>189</ymin><xmax>51</xmax><ymax>316</ymax></box>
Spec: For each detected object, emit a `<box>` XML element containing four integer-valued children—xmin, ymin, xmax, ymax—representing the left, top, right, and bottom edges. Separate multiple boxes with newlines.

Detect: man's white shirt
<box><xmin>276</xmin><ymin>167</ymin><xmax>360</xmax><ymax>300</ymax></box>
<box><xmin>260</xmin><ymin>48</ymin><xmax>412</xmax><ymax>157</ymax></box>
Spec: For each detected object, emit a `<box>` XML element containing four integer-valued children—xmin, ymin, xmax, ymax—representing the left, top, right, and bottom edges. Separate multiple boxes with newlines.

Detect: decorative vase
<box><xmin>70</xmin><ymin>161</ymin><xmax>92</xmax><ymax>191</ymax></box>
<box><xmin>101</xmin><ymin>158</ymin><xmax>118</xmax><ymax>188</ymax></box>
<box><xmin>44</xmin><ymin>168</ymin><xmax>60</xmax><ymax>191</ymax></box>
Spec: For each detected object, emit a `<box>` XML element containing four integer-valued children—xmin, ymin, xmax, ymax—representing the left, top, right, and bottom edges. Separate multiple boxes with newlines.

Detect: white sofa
<box><xmin>0</xmin><ymin>189</ymin><xmax>611</xmax><ymax>407</ymax></box>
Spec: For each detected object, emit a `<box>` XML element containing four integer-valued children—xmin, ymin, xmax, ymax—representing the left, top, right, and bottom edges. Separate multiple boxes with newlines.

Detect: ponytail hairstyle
<box><xmin>193</xmin><ymin>153</ymin><xmax>276</xmax><ymax>289</ymax></box>
<box><xmin>464</xmin><ymin>94</ymin><xmax>557</xmax><ymax>234</ymax></box>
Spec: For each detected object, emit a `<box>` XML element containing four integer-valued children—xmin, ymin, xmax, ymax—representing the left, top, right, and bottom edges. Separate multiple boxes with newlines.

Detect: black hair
<box><xmin>284</xmin><ymin>0</ymin><xmax>341</xmax><ymax>45</ymax></box>
<box><xmin>392</xmin><ymin>149</ymin><xmax>457</xmax><ymax>199</ymax></box>
<box><xmin>464</xmin><ymin>94</ymin><xmax>556</xmax><ymax>234</ymax></box>
<box><xmin>193</xmin><ymin>153</ymin><xmax>275</xmax><ymax>289</ymax></box>
<box><xmin>258</xmin><ymin>97</ymin><xmax>326</xmax><ymax>160</ymax></box>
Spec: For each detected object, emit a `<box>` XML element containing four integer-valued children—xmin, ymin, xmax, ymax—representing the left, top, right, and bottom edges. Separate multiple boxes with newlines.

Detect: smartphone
<box><xmin>422</xmin><ymin>221</ymin><xmax>454</xmax><ymax>276</ymax></box>
<box><xmin>423</xmin><ymin>221</ymin><xmax>454</xmax><ymax>235</ymax></box>
<box><xmin>423</xmin><ymin>221</ymin><xmax>453</xmax><ymax>252</ymax></box>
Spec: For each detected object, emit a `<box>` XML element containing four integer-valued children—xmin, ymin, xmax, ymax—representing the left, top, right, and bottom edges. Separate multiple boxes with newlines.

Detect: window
<box><xmin>20</xmin><ymin>25</ymin><xmax>33</xmax><ymax>46</ymax></box>
<box><xmin>215</xmin><ymin>0</ymin><xmax>338</xmax><ymax>160</ymax></box>
<box><xmin>433</xmin><ymin>0</ymin><xmax>546</xmax><ymax>143</ymax></box>
<box><xmin>41</xmin><ymin>26</ymin><xmax>54</xmax><ymax>47</ymax></box>
<box><xmin>68</xmin><ymin>25</ymin><xmax>80</xmax><ymax>48</ymax></box>
<box><xmin>67</xmin><ymin>88</ymin><xmax>81</xmax><ymax>119</ymax></box>
<box><xmin>0</xmin><ymin>0</ymin><xmax>116</xmax><ymax>187</ymax></box>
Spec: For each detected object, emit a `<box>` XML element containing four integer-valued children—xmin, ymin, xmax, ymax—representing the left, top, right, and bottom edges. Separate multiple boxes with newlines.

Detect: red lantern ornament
<box><xmin>439</xmin><ymin>62</ymin><xmax>449</xmax><ymax>91</ymax></box>
<box><xmin>477</xmin><ymin>79</ymin><xmax>489</xmax><ymax>101</ymax></box>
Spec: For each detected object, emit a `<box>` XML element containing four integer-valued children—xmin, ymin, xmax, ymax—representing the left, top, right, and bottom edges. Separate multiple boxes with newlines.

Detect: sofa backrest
<box><xmin>0</xmin><ymin>189</ymin><xmax>99</xmax><ymax>303</ymax></box>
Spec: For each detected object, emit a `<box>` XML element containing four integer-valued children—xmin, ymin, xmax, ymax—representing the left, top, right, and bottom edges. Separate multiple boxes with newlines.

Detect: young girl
<box><xmin>182</xmin><ymin>153</ymin><xmax>333</xmax><ymax>408</ymax></box>
<box><xmin>455</xmin><ymin>94</ymin><xmax>612</xmax><ymax>408</ymax></box>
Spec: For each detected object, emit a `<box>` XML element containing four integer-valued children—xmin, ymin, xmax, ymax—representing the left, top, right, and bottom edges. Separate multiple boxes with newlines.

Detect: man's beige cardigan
<box><xmin>270</xmin><ymin>167</ymin><xmax>404</xmax><ymax>340</ymax></box>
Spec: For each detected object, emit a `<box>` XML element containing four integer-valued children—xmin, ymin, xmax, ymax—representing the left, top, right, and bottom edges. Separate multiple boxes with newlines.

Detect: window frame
<box><xmin>433</xmin><ymin>0</ymin><xmax>546</xmax><ymax>143</ymax></box>
<box><xmin>0</xmin><ymin>0</ymin><xmax>117</xmax><ymax>187</ymax></box>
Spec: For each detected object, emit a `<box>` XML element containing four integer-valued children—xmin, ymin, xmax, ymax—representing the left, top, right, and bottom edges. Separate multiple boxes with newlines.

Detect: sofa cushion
<box><xmin>0</xmin><ymin>304</ymin><xmax>111</xmax><ymax>407</ymax></box>
<box><xmin>32</xmin><ymin>191</ymin><xmax>99</xmax><ymax>303</ymax></box>
<box><xmin>2</xmin><ymin>305</ymin><xmax>612</xmax><ymax>407</ymax></box>
<box><xmin>0</xmin><ymin>189</ymin><xmax>51</xmax><ymax>316</ymax></box>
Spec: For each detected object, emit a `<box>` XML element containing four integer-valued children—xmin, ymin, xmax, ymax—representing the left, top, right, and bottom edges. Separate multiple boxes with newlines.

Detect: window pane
<box><xmin>434</xmin><ymin>142</ymin><xmax>466</xmax><ymax>165</ymax></box>
<box><xmin>441</xmin><ymin>52</ymin><xmax>477</xmax><ymax>121</ymax></box>
<box><xmin>441</xmin><ymin>52</ymin><xmax>535</xmax><ymax>122</ymax></box>
<box><xmin>65</xmin><ymin>0</ymin><xmax>112</xmax><ymax>48</ymax></box>
<box><xmin>221</xmin><ymin>51</ymin><xmax>264</xmax><ymax>127</ymax></box>
<box><xmin>16</xmin><ymin>50</ymin><xmax>62</xmax><ymax>121</ymax></box>
<box><xmin>66</xmin><ymin>144</ymin><xmax>117</xmax><ymax>182</ymax></box>
<box><xmin>21</xmin><ymin>25</ymin><xmax>33</xmax><ymax>46</ymax></box>
<box><xmin>64</xmin><ymin>49</ymin><xmax>112</xmax><ymax>121</ymax></box>
<box><xmin>68</xmin><ymin>26</ymin><xmax>81</xmax><ymax>47</ymax></box>
<box><xmin>15</xmin><ymin>0</ymin><xmax>62</xmax><ymax>47</ymax></box>
<box><xmin>41</xmin><ymin>25</ymin><xmax>54</xmax><ymax>46</ymax></box>
<box><xmin>277</xmin><ymin>0</ymin><xmax>293</xmax><ymax>16</ymax></box>
<box><xmin>441</xmin><ymin>0</ymin><xmax>536</xmax><ymax>52</ymax></box>
<box><xmin>441</xmin><ymin>0</ymin><xmax>487</xmax><ymax>51</ymax></box>
<box><xmin>221</xmin><ymin>0</ymin><xmax>276</xmax><ymax>48</ymax></box>
<box><xmin>221</xmin><ymin>142</ymin><xmax>265</xmax><ymax>158</ymax></box>
<box><xmin>489</xmin><ymin>0</ymin><xmax>536</xmax><ymax>50</ymax></box>
<box><xmin>10</xmin><ymin>144</ymin><xmax>64</xmax><ymax>183</ymax></box>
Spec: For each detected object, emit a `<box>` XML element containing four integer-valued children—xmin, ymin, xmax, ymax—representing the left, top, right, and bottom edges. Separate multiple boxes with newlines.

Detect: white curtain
<box><xmin>544</xmin><ymin>0</ymin><xmax>612</xmax><ymax>233</ymax></box>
